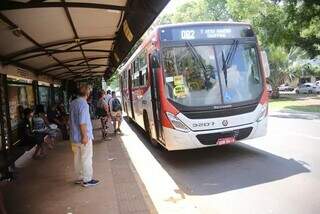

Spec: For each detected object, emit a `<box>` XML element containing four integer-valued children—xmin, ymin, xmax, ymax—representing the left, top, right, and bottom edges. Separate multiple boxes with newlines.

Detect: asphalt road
<box><xmin>124</xmin><ymin>114</ymin><xmax>320</xmax><ymax>214</ymax></box>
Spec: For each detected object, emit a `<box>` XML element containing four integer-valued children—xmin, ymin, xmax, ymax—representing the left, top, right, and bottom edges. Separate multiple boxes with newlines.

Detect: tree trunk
<box><xmin>271</xmin><ymin>87</ymin><xmax>280</xmax><ymax>99</ymax></box>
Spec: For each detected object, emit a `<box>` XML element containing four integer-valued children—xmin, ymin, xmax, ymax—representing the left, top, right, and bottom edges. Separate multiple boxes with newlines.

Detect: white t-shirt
<box><xmin>104</xmin><ymin>94</ymin><xmax>112</xmax><ymax>104</ymax></box>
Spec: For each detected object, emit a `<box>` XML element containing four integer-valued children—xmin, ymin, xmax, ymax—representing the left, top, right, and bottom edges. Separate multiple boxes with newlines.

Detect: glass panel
<box><xmin>26</xmin><ymin>85</ymin><xmax>35</xmax><ymax>108</ymax></box>
<box><xmin>133</xmin><ymin>51</ymin><xmax>148</xmax><ymax>87</ymax></box>
<box><xmin>54</xmin><ymin>87</ymin><xmax>61</xmax><ymax>104</ymax></box>
<box><xmin>215</xmin><ymin>44</ymin><xmax>263</xmax><ymax>104</ymax></box>
<box><xmin>39</xmin><ymin>86</ymin><xmax>50</xmax><ymax>112</ymax></box>
<box><xmin>8</xmin><ymin>86</ymin><xmax>21</xmax><ymax>131</ymax></box>
<box><xmin>162</xmin><ymin>45</ymin><xmax>222</xmax><ymax>107</ymax></box>
<box><xmin>7</xmin><ymin>84</ymin><xmax>35</xmax><ymax>144</ymax></box>
<box><xmin>162</xmin><ymin>43</ymin><xmax>263</xmax><ymax>107</ymax></box>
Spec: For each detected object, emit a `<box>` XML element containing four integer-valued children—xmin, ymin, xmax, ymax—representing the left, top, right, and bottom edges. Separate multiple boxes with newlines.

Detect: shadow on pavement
<box><xmin>125</xmin><ymin>117</ymin><xmax>310</xmax><ymax>196</ymax></box>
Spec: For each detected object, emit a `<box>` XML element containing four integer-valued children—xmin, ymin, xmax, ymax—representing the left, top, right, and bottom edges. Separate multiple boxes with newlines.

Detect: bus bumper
<box><xmin>162</xmin><ymin>117</ymin><xmax>267</xmax><ymax>151</ymax></box>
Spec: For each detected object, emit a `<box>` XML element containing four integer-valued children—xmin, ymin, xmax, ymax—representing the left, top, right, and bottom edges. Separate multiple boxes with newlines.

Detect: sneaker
<box><xmin>74</xmin><ymin>179</ymin><xmax>82</xmax><ymax>185</ymax></box>
<box><xmin>82</xmin><ymin>179</ymin><xmax>100</xmax><ymax>187</ymax></box>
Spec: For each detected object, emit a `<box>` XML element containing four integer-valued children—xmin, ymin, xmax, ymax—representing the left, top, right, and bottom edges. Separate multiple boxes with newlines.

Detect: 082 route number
<box><xmin>181</xmin><ymin>30</ymin><xmax>195</xmax><ymax>40</ymax></box>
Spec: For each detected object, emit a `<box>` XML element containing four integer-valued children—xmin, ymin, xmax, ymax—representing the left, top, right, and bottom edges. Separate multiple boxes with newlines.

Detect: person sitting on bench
<box><xmin>19</xmin><ymin>108</ymin><xmax>47</xmax><ymax>159</ymax></box>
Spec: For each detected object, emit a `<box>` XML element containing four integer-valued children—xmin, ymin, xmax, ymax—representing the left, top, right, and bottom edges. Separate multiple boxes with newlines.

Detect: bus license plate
<box><xmin>217</xmin><ymin>137</ymin><xmax>236</xmax><ymax>145</ymax></box>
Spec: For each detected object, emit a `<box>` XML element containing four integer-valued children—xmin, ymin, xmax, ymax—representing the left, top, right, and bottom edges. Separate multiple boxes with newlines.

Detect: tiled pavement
<box><xmin>2</xmin><ymin>120</ymin><xmax>157</xmax><ymax>214</ymax></box>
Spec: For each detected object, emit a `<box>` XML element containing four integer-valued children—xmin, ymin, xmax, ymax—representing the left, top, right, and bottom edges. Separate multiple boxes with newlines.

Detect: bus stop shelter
<box><xmin>0</xmin><ymin>0</ymin><xmax>169</xmax><ymax>180</ymax></box>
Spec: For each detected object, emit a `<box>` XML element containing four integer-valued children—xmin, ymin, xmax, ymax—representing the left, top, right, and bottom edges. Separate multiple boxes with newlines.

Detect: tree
<box><xmin>156</xmin><ymin>0</ymin><xmax>230</xmax><ymax>24</ymax></box>
<box><xmin>268</xmin><ymin>46</ymin><xmax>308</xmax><ymax>97</ymax></box>
<box><xmin>283</xmin><ymin>0</ymin><xmax>320</xmax><ymax>57</ymax></box>
<box><xmin>227</xmin><ymin>0</ymin><xmax>289</xmax><ymax>48</ymax></box>
<box><xmin>106</xmin><ymin>73</ymin><xmax>119</xmax><ymax>90</ymax></box>
<box><xmin>226</xmin><ymin>0</ymin><xmax>266</xmax><ymax>21</ymax></box>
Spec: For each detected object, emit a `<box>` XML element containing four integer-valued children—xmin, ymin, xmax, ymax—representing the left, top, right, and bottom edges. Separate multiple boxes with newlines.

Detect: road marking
<box><xmin>120</xmin><ymin>121</ymin><xmax>200</xmax><ymax>214</ymax></box>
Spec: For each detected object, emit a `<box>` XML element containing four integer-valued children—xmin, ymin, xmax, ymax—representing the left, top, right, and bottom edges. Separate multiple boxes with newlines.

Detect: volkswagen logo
<box><xmin>222</xmin><ymin>120</ymin><xmax>228</xmax><ymax>126</ymax></box>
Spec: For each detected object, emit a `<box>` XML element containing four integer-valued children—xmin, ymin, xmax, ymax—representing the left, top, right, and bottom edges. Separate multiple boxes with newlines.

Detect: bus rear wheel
<box><xmin>143</xmin><ymin>112</ymin><xmax>158</xmax><ymax>147</ymax></box>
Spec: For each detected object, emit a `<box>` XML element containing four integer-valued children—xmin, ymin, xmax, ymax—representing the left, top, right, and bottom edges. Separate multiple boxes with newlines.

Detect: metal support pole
<box><xmin>50</xmin><ymin>83</ymin><xmax>54</xmax><ymax>106</ymax></box>
<box><xmin>3</xmin><ymin>75</ymin><xmax>12</xmax><ymax>150</ymax></box>
<box><xmin>32</xmin><ymin>80</ymin><xmax>39</xmax><ymax>106</ymax></box>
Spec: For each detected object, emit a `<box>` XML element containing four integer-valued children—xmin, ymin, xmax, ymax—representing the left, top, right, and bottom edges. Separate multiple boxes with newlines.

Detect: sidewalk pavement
<box><xmin>2</xmin><ymin>120</ymin><xmax>156</xmax><ymax>214</ymax></box>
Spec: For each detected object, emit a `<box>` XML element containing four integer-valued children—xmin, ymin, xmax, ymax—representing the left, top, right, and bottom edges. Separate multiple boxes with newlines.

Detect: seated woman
<box><xmin>47</xmin><ymin>104</ymin><xmax>69</xmax><ymax>140</ymax></box>
<box><xmin>19</xmin><ymin>108</ymin><xmax>47</xmax><ymax>159</ymax></box>
<box><xmin>33</xmin><ymin>104</ymin><xmax>56</xmax><ymax>149</ymax></box>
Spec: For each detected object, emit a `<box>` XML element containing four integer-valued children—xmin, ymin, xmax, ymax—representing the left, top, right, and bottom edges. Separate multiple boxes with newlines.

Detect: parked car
<box><xmin>312</xmin><ymin>85</ymin><xmax>320</xmax><ymax>94</ymax></box>
<box><xmin>278</xmin><ymin>83</ymin><xmax>295</xmax><ymax>91</ymax></box>
<box><xmin>315</xmin><ymin>80</ymin><xmax>320</xmax><ymax>86</ymax></box>
<box><xmin>296</xmin><ymin>83</ymin><xmax>314</xmax><ymax>94</ymax></box>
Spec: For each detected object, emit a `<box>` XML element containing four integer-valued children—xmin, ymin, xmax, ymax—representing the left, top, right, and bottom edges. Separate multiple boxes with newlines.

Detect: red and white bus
<box><xmin>119</xmin><ymin>22</ymin><xmax>270</xmax><ymax>150</ymax></box>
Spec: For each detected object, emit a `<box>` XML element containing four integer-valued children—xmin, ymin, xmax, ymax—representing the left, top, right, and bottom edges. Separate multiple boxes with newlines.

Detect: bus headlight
<box><xmin>256</xmin><ymin>104</ymin><xmax>268</xmax><ymax>122</ymax></box>
<box><xmin>166</xmin><ymin>112</ymin><xmax>190</xmax><ymax>132</ymax></box>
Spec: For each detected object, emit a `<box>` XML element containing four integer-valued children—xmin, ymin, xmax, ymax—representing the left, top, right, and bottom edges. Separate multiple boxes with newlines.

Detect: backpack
<box><xmin>111</xmin><ymin>98</ymin><xmax>122</xmax><ymax>112</ymax></box>
<box><xmin>96</xmin><ymin>108</ymin><xmax>107</xmax><ymax>117</ymax></box>
<box><xmin>95</xmin><ymin>99</ymin><xmax>105</xmax><ymax>117</ymax></box>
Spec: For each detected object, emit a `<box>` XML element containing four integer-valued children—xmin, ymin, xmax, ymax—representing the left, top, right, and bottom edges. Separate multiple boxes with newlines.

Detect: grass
<box><xmin>269</xmin><ymin>96</ymin><xmax>320</xmax><ymax>113</ymax></box>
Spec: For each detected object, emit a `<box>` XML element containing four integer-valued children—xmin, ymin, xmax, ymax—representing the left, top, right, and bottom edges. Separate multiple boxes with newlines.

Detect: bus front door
<box><xmin>149</xmin><ymin>54</ymin><xmax>161</xmax><ymax>141</ymax></box>
<box><xmin>128</xmin><ymin>68</ymin><xmax>135</xmax><ymax>120</ymax></box>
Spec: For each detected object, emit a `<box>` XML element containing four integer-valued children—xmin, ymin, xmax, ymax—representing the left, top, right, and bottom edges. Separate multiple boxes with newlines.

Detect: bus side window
<box><xmin>135</xmin><ymin>50</ymin><xmax>148</xmax><ymax>87</ymax></box>
<box><xmin>132</xmin><ymin>61</ymin><xmax>139</xmax><ymax>88</ymax></box>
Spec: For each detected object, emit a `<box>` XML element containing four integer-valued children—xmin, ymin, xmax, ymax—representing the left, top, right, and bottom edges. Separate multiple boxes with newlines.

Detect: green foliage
<box><xmin>268</xmin><ymin>46</ymin><xmax>308</xmax><ymax>93</ymax></box>
<box><xmin>299</xmin><ymin>62</ymin><xmax>320</xmax><ymax>76</ymax></box>
<box><xmin>226</xmin><ymin>0</ymin><xmax>266</xmax><ymax>21</ymax></box>
<box><xmin>226</xmin><ymin>0</ymin><xmax>320</xmax><ymax>57</ymax></box>
<box><xmin>204</xmin><ymin>0</ymin><xmax>230</xmax><ymax>21</ymax></box>
<box><xmin>268</xmin><ymin>46</ymin><xmax>290</xmax><ymax>91</ymax></box>
<box><xmin>106</xmin><ymin>74</ymin><xmax>119</xmax><ymax>90</ymax></box>
<box><xmin>283</xmin><ymin>0</ymin><xmax>320</xmax><ymax>57</ymax></box>
<box><xmin>158</xmin><ymin>0</ymin><xmax>229</xmax><ymax>24</ymax></box>
<box><xmin>157</xmin><ymin>0</ymin><xmax>319</xmax><ymax>58</ymax></box>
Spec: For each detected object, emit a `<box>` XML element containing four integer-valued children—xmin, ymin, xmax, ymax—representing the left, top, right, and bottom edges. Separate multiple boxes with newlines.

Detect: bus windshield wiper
<box><xmin>185</xmin><ymin>41</ymin><xmax>211</xmax><ymax>88</ymax></box>
<box><xmin>222</xmin><ymin>40</ymin><xmax>239</xmax><ymax>87</ymax></box>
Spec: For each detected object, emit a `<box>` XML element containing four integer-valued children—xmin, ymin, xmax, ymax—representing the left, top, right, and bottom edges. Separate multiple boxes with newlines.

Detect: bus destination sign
<box><xmin>160</xmin><ymin>25</ymin><xmax>254</xmax><ymax>41</ymax></box>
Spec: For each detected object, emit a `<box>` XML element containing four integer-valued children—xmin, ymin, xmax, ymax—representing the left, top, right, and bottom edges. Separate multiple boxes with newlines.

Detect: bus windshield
<box><xmin>162</xmin><ymin>43</ymin><xmax>263</xmax><ymax>107</ymax></box>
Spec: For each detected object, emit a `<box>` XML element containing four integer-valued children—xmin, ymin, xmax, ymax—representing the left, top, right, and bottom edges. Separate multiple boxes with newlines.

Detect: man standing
<box><xmin>69</xmin><ymin>85</ymin><xmax>99</xmax><ymax>187</ymax></box>
<box><xmin>97</xmin><ymin>90</ymin><xmax>112</xmax><ymax>140</ymax></box>
<box><xmin>109</xmin><ymin>91</ymin><xmax>123</xmax><ymax>134</ymax></box>
<box><xmin>104</xmin><ymin>90</ymin><xmax>112</xmax><ymax>108</ymax></box>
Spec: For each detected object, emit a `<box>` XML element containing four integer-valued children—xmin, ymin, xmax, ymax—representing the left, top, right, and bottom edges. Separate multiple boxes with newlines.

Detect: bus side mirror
<box><xmin>261</xmin><ymin>51</ymin><xmax>270</xmax><ymax>78</ymax></box>
<box><xmin>151</xmin><ymin>50</ymin><xmax>160</xmax><ymax>69</ymax></box>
